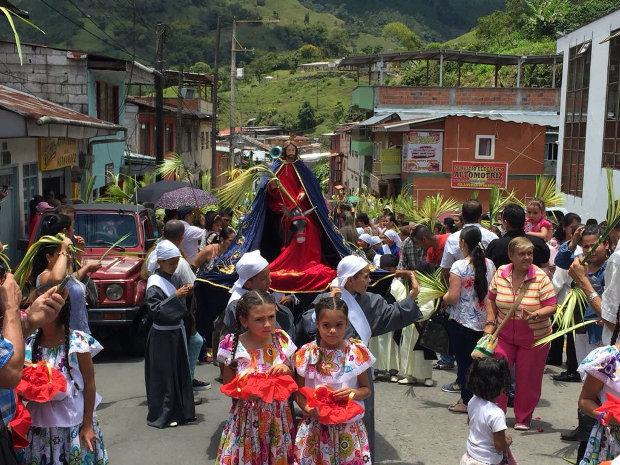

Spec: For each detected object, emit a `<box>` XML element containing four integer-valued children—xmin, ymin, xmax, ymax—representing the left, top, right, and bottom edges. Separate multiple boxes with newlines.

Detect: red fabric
<box><xmin>16</xmin><ymin>364</ymin><xmax>67</xmax><ymax>402</ymax></box>
<box><xmin>595</xmin><ymin>392</ymin><xmax>620</xmax><ymax>426</ymax></box>
<box><xmin>426</xmin><ymin>234</ymin><xmax>449</xmax><ymax>265</ymax></box>
<box><xmin>9</xmin><ymin>394</ymin><xmax>31</xmax><ymax>450</ymax></box>
<box><xmin>270</xmin><ymin>219</ymin><xmax>336</xmax><ymax>292</ymax></box>
<box><xmin>299</xmin><ymin>386</ymin><xmax>364</xmax><ymax>425</ymax></box>
<box><xmin>220</xmin><ymin>373</ymin><xmax>298</xmax><ymax>403</ymax></box>
<box><xmin>266</xmin><ymin>164</ymin><xmax>313</xmax><ymax>215</ymax></box>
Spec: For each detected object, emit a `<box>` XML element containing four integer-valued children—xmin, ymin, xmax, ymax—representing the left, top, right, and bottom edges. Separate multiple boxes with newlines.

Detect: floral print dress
<box><xmin>578</xmin><ymin>345</ymin><xmax>620</xmax><ymax>464</ymax></box>
<box><xmin>295</xmin><ymin>338</ymin><xmax>375</xmax><ymax>465</ymax></box>
<box><xmin>216</xmin><ymin>329</ymin><xmax>297</xmax><ymax>465</ymax></box>
<box><xmin>17</xmin><ymin>330</ymin><xmax>108</xmax><ymax>465</ymax></box>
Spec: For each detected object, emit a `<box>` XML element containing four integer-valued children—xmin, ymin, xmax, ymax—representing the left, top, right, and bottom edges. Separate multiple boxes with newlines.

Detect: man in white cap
<box><xmin>301</xmin><ymin>254</ymin><xmax>421</xmax><ymax>460</ymax></box>
<box><xmin>144</xmin><ymin>240</ymin><xmax>195</xmax><ymax>428</ymax></box>
<box><xmin>222</xmin><ymin>250</ymin><xmax>295</xmax><ymax>338</ymax></box>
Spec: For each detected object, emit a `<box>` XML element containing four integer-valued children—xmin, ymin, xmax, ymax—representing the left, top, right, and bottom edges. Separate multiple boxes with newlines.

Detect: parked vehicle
<box><xmin>23</xmin><ymin>204</ymin><xmax>159</xmax><ymax>354</ymax></box>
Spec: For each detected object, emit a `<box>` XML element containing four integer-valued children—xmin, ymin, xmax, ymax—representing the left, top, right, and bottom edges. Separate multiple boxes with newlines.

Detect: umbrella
<box><xmin>136</xmin><ymin>180</ymin><xmax>191</xmax><ymax>203</ymax></box>
<box><xmin>155</xmin><ymin>187</ymin><xmax>218</xmax><ymax>209</ymax></box>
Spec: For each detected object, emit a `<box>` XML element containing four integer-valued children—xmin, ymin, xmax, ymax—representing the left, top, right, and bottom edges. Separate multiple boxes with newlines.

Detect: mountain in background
<box><xmin>5</xmin><ymin>0</ymin><xmax>503</xmax><ymax>68</ymax></box>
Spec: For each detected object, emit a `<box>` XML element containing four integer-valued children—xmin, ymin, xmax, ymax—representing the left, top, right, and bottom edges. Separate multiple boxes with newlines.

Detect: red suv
<box><xmin>24</xmin><ymin>204</ymin><xmax>159</xmax><ymax>354</ymax></box>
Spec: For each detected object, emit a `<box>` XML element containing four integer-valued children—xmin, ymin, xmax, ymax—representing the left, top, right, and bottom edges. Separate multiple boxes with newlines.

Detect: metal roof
<box><xmin>126</xmin><ymin>96</ymin><xmax>211</xmax><ymax>119</ymax></box>
<box><xmin>356</xmin><ymin>113</ymin><xmax>399</xmax><ymax>128</ymax></box>
<box><xmin>0</xmin><ymin>85</ymin><xmax>123</xmax><ymax>131</ymax></box>
<box><xmin>368</xmin><ymin>111</ymin><xmax>559</xmax><ymax>129</ymax></box>
<box><xmin>340</xmin><ymin>49</ymin><xmax>562</xmax><ymax>67</ymax></box>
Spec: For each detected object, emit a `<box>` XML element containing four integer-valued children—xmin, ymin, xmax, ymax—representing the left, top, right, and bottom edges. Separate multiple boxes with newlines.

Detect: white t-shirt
<box><xmin>466</xmin><ymin>395</ymin><xmax>507</xmax><ymax>465</ymax></box>
<box><xmin>180</xmin><ymin>220</ymin><xmax>205</xmax><ymax>262</ymax></box>
<box><xmin>440</xmin><ymin>223</ymin><xmax>498</xmax><ymax>270</ymax></box>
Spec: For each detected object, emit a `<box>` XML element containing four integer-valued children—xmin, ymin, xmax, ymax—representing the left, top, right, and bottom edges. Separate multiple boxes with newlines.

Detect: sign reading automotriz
<box><xmin>451</xmin><ymin>161</ymin><xmax>508</xmax><ymax>189</ymax></box>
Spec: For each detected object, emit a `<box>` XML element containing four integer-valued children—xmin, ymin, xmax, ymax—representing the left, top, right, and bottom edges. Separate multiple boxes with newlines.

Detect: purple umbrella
<box><xmin>155</xmin><ymin>187</ymin><xmax>218</xmax><ymax>209</ymax></box>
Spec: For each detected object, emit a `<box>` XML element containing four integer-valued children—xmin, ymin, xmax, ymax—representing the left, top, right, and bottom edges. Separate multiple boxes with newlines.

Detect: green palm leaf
<box><xmin>533</xmin><ymin>320</ymin><xmax>596</xmax><ymax>347</ymax></box>
<box><xmin>154</xmin><ymin>152</ymin><xmax>193</xmax><ymax>183</ymax></box>
<box><xmin>534</xmin><ymin>176</ymin><xmax>565</xmax><ymax>208</ymax></box>
<box><xmin>0</xmin><ymin>244</ymin><xmax>10</xmax><ymax>270</ymax></box>
<box><xmin>408</xmin><ymin>194</ymin><xmax>459</xmax><ymax>227</ymax></box>
<box><xmin>99</xmin><ymin>234</ymin><xmax>131</xmax><ymax>262</ymax></box>
<box><xmin>551</xmin><ymin>287</ymin><xmax>588</xmax><ymax>329</ymax></box>
<box><xmin>1</xmin><ymin>7</ymin><xmax>43</xmax><ymax>66</ymax></box>
<box><xmin>488</xmin><ymin>187</ymin><xmax>522</xmax><ymax>225</ymax></box>
<box><xmin>216</xmin><ymin>165</ymin><xmax>295</xmax><ymax>208</ymax></box>
<box><xmin>414</xmin><ymin>268</ymin><xmax>448</xmax><ymax>306</ymax></box>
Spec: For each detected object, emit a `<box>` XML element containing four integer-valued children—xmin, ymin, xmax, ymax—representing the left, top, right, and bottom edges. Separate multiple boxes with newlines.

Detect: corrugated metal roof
<box><xmin>382</xmin><ymin>109</ymin><xmax>559</xmax><ymax>127</ymax></box>
<box><xmin>0</xmin><ymin>84</ymin><xmax>122</xmax><ymax>130</ymax></box>
<box><xmin>126</xmin><ymin>96</ymin><xmax>210</xmax><ymax>119</ymax></box>
<box><xmin>356</xmin><ymin>113</ymin><xmax>399</xmax><ymax>127</ymax></box>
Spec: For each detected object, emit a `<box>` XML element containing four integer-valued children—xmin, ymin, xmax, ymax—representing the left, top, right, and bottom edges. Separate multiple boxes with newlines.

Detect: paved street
<box><xmin>94</xmin><ymin>339</ymin><xmax>582</xmax><ymax>464</ymax></box>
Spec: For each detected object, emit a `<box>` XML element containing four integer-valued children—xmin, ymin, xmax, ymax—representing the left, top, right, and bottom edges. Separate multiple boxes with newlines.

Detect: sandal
<box><xmin>448</xmin><ymin>399</ymin><xmax>468</xmax><ymax>414</ymax></box>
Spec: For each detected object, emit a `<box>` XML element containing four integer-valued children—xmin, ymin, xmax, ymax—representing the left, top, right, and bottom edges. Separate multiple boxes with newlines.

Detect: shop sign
<box><xmin>403</xmin><ymin>131</ymin><xmax>442</xmax><ymax>173</ymax></box>
<box><xmin>451</xmin><ymin>161</ymin><xmax>508</xmax><ymax>189</ymax></box>
<box><xmin>380</xmin><ymin>147</ymin><xmax>401</xmax><ymax>175</ymax></box>
<box><xmin>38</xmin><ymin>138</ymin><xmax>77</xmax><ymax>171</ymax></box>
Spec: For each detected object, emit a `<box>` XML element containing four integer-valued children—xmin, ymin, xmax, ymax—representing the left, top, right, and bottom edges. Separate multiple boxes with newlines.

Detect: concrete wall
<box><xmin>0</xmin><ymin>43</ymin><xmax>89</xmax><ymax>114</ymax></box>
<box><xmin>556</xmin><ymin>10</ymin><xmax>620</xmax><ymax>219</ymax></box>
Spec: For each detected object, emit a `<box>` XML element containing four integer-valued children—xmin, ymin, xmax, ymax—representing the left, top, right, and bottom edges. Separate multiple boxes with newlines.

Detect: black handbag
<box><xmin>419</xmin><ymin>310</ymin><xmax>451</xmax><ymax>355</ymax></box>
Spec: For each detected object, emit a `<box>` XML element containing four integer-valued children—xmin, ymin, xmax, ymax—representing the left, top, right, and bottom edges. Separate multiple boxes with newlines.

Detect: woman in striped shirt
<box><xmin>486</xmin><ymin>237</ymin><xmax>557</xmax><ymax>431</ymax></box>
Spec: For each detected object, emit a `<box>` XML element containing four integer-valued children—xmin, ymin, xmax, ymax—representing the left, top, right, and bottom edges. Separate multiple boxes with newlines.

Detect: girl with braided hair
<box><xmin>294</xmin><ymin>296</ymin><xmax>374</xmax><ymax>465</ymax></box>
<box><xmin>576</xmin><ymin>304</ymin><xmax>620</xmax><ymax>464</ymax></box>
<box><xmin>216</xmin><ymin>289</ymin><xmax>297</xmax><ymax>465</ymax></box>
<box><xmin>17</xmin><ymin>283</ymin><xmax>108</xmax><ymax>465</ymax></box>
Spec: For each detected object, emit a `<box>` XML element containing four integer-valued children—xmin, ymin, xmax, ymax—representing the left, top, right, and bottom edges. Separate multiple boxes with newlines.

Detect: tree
<box><xmin>304</xmin><ymin>12</ymin><xmax>310</xmax><ymax>25</ymax></box>
<box><xmin>296</xmin><ymin>44</ymin><xmax>322</xmax><ymax>62</ymax></box>
<box><xmin>297</xmin><ymin>101</ymin><xmax>316</xmax><ymax>131</ymax></box>
<box><xmin>189</xmin><ymin>61</ymin><xmax>212</xmax><ymax>73</ymax></box>
<box><xmin>332</xmin><ymin>101</ymin><xmax>346</xmax><ymax>124</ymax></box>
<box><xmin>382</xmin><ymin>21</ymin><xmax>422</xmax><ymax>51</ymax></box>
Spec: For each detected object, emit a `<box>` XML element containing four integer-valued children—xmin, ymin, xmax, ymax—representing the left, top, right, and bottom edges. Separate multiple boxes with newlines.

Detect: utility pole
<box><xmin>211</xmin><ymin>17</ymin><xmax>220</xmax><ymax>188</ymax></box>
<box><xmin>229</xmin><ymin>19</ymin><xmax>237</xmax><ymax>169</ymax></box>
<box><xmin>229</xmin><ymin>18</ymin><xmax>279</xmax><ymax>168</ymax></box>
<box><xmin>154</xmin><ymin>23</ymin><xmax>167</xmax><ymax>180</ymax></box>
<box><xmin>176</xmin><ymin>63</ymin><xmax>184</xmax><ymax>162</ymax></box>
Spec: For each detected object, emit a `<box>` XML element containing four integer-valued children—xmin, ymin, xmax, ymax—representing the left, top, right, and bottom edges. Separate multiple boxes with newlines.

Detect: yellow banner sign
<box><xmin>38</xmin><ymin>138</ymin><xmax>77</xmax><ymax>171</ymax></box>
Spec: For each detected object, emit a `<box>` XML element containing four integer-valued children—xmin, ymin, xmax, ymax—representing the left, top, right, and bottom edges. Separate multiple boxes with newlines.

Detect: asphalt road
<box><xmin>93</xmin><ymin>339</ymin><xmax>583</xmax><ymax>464</ymax></box>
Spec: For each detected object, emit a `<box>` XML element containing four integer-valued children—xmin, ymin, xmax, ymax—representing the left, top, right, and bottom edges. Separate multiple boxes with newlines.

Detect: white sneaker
<box><xmin>397</xmin><ymin>376</ymin><xmax>417</xmax><ymax>385</ymax></box>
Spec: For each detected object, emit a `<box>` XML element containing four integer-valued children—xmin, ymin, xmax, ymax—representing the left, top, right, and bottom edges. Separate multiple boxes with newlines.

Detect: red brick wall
<box><xmin>377</xmin><ymin>87</ymin><xmax>559</xmax><ymax>108</ymax></box>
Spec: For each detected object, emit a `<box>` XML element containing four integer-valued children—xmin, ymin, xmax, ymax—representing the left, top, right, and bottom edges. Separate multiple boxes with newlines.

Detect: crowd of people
<box><xmin>3</xmin><ymin>187</ymin><xmax>620</xmax><ymax>465</ymax></box>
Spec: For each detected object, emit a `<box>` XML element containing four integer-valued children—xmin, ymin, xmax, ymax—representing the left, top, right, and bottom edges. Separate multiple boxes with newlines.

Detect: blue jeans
<box><xmin>440</xmin><ymin>353</ymin><xmax>456</xmax><ymax>364</ymax></box>
<box><xmin>447</xmin><ymin>319</ymin><xmax>483</xmax><ymax>405</ymax></box>
<box><xmin>188</xmin><ymin>332</ymin><xmax>203</xmax><ymax>380</ymax></box>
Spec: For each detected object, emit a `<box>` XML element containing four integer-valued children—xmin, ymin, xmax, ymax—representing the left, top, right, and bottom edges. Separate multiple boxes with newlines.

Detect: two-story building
<box><xmin>556</xmin><ymin>9</ymin><xmax>620</xmax><ymax>219</ymax></box>
<box><xmin>0</xmin><ymin>41</ymin><xmax>155</xmax><ymax>195</ymax></box>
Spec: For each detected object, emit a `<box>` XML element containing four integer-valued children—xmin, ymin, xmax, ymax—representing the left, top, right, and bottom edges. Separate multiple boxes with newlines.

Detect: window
<box><xmin>201</xmin><ymin>131</ymin><xmax>206</xmax><ymax>150</ymax></box>
<box><xmin>96</xmin><ymin>81</ymin><xmax>119</xmax><ymax>124</ymax></box>
<box><xmin>475</xmin><ymin>135</ymin><xmax>495</xmax><ymax>159</ymax></box>
<box><xmin>139</xmin><ymin>122</ymin><xmax>150</xmax><ymax>155</ymax></box>
<box><xmin>23</xmin><ymin>162</ymin><xmax>38</xmax><ymax>232</ymax></box>
<box><xmin>331</xmin><ymin>154</ymin><xmax>343</xmax><ymax>184</ymax></box>
<box><xmin>545</xmin><ymin>141</ymin><xmax>559</xmax><ymax>161</ymax></box>
<box><xmin>562</xmin><ymin>42</ymin><xmax>591</xmax><ymax>197</ymax></box>
<box><xmin>603</xmin><ymin>31</ymin><xmax>620</xmax><ymax>169</ymax></box>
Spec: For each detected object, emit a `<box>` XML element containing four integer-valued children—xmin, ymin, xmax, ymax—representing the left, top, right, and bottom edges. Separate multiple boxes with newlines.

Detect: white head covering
<box><xmin>330</xmin><ymin>254</ymin><xmax>372</xmax><ymax>344</ymax></box>
<box><xmin>229</xmin><ymin>250</ymin><xmax>270</xmax><ymax>302</ymax></box>
<box><xmin>146</xmin><ymin>240</ymin><xmax>181</xmax><ymax>273</ymax></box>
<box><xmin>356</xmin><ymin>227</ymin><xmax>364</xmax><ymax>235</ymax></box>
<box><xmin>358</xmin><ymin>233</ymin><xmax>372</xmax><ymax>246</ymax></box>
<box><xmin>384</xmin><ymin>229</ymin><xmax>402</xmax><ymax>248</ymax></box>
<box><xmin>331</xmin><ymin>255</ymin><xmax>368</xmax><ymax>289</ymax></box>
<box><xmin>369</xmin><ymin>235</ymin><xmax>382</xmax><ymax>247</ymax></box>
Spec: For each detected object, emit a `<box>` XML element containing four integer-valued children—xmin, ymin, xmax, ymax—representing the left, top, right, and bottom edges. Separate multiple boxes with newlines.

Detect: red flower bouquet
<box><xmin>220</xmin><ymin>372</ymin><xmax>298</xmax><ymax>403</ymax></box>
<box><xmin>16</xmin><ymin>362</ymin><xmax>67</xmax><ymax>402</ymax></box>
<box><xmin>299</xmin><ymin>385</ymin><xmax>364</xmax><ymax>424</ymax></box>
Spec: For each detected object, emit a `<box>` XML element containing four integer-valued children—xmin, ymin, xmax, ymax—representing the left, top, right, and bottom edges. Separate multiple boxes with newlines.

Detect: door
<box><xmin>0</xmin><ymin>168</ymin><xmax>17</xmax><ymax>266</ymax></box>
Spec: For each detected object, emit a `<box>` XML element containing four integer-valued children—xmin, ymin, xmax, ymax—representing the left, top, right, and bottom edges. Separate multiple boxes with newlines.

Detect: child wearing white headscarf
<box><xmin>144</xmin><ymin>240</ymin><xmax>196</xmax><ymax>428</ymax></box>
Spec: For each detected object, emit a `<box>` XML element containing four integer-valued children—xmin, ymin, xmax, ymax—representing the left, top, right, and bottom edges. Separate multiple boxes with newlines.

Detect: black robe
<box><xmin>144</xmin><ymin>271</ymin><xmax>195</xmax><ymax>428</ymax></box>
<box><xmin>301</xmin><ymin>291</ymin><xmax>422</xmax><ymax>459</ymax></box>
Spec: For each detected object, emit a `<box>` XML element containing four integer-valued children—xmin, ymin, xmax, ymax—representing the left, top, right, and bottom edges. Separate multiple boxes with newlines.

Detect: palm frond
<box><xmin>99</xmin><ymin>234</ymin><xmax>131</xmax><ymax>262</ymax></box>
<box><xmin>154</xmin><ymin>152</ymin><xmax>193</xmax><ymax>183</ymax></box>
<box><xmin>13</xmin><ymin>234</ymin><xmax>79</xmax><ymax>289</ymax></box>
<box><xmin>392</xmin><ymin>186</ymin><xmax>417</xmax><ymax>223</ymax></box>
<box><xmin>95</xmin><ymin>183</ymin><xmax>133</xmax><ymax>204</ymax></box>
<box><xmin>408</xmin><ymin>194</ymin><xmax>459</xmax><ymax>227</ymax></box>
<box><xmin>581</xmin><ymin>168</ymin><xmax>620</xmax><ymax>264</ymax></box>
<box><xmin>533</xmin><ymin>320</ymin><xmax>596</xmax><ymax>347</ymax></box>
<box><xmin>216</xmin><ymin>165</ymin><xmax>285</xmax><ymax>208</ymax></box>
<box><xmin>0</xmin><ymin>244</ymin><xmax>10</xmax><ymax>270</ymax></box>
<box><xmin>534</xmin><ymin>176</ymin><xmax>565</xmax><ymax>208</ymax></box>
<box><xmin>551</xmin><ymin>287</ymin><xmax>588</xmax><ymax>330</ymax></box>
<box><xmin>414</xmin><ymin>268</ymin><xmax>448</xmax><ymax>306</ymax></box>
<box><xmin>488</xmin><ymin>187</ymin><xmax>522</xmax><ymax>225</ymax></box>
<box><xmin>200</xmin><ymin>171</ymin><xmax>212</xmax><ymax>191</ymax></box>
<box><xmin>83</xmin><ymin>173</ymin><xmax>97</xmax><ymax>203</ymax></box>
